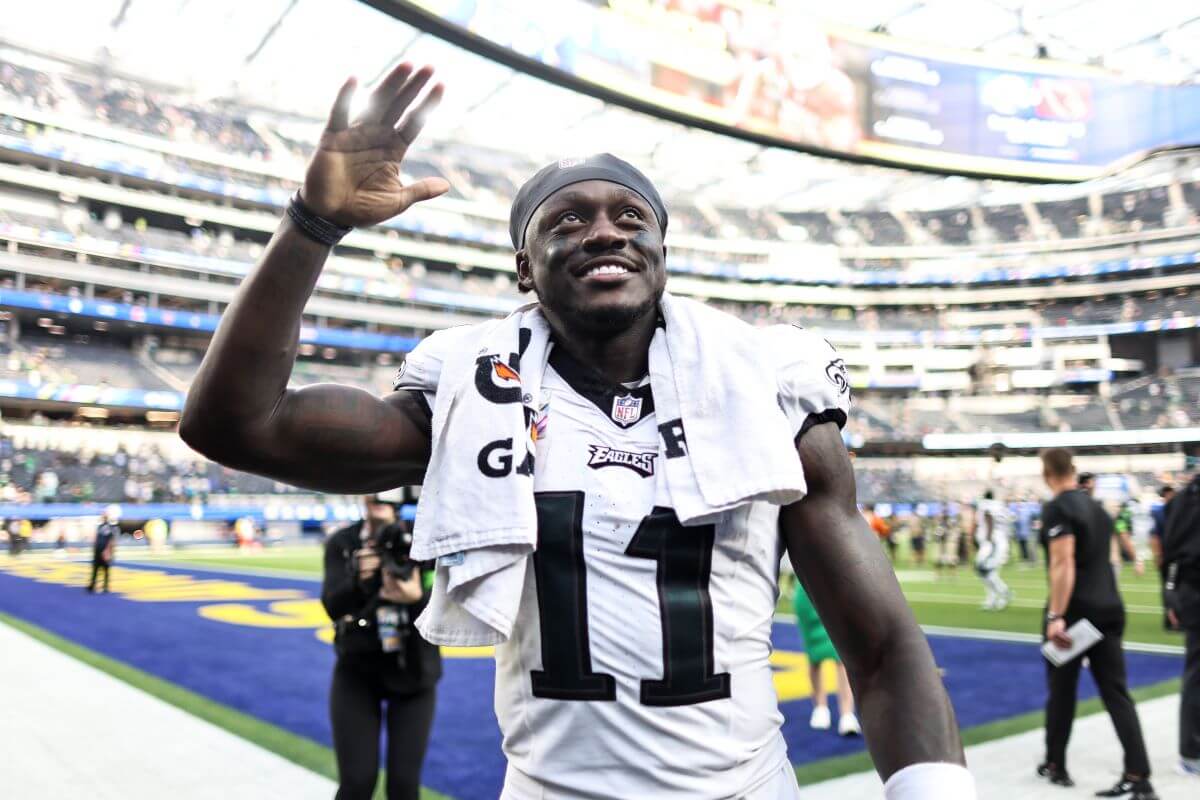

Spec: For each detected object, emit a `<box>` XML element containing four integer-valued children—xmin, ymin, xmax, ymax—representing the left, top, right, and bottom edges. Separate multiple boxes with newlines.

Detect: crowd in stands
<box><xmin>0</xmin><ymin>335</ymin><xmax>170</xmax><ymax>392</ymax></box>
<box><xmin>6</xmin><ymin>192</ymin><xmax>1197</xmax><ymax>340</ymax></box>
<box><xmin>846</xmin><ymin>374</ymin><xmax>1199</xmax><ymax>442</ymax></box>
<box><xmin>1</xmin><ymin>60</ymin><xmax>272</xmax><ymax>160</ymax></box>
<box><xmin>854</xmin><ymin>460</ymin><xmax>1184</xmax><ymax>509</ymax></box>
<box><xmin>715</xmin><ymin>291</ymin><xmax>1200</xmax><ymax>334</ymax></box>
<box><xmin>0</xmin><ymin>422</ymin><xmax>1181</xmax><ymax>512</ymax></box>
<box><xmin>5</xmin><ymin>56</ymin><xmax>1200</xmax><ymax>250</ymax></box>
<box><xmin>1113</xmin><ymin>371</ymin><xmax>1200</xmax><ymax>430</ymax></box>
<box><xmin>0</xmin><ymin>429</ymin><xmax>307</xmax><ymax>505</ymax></box>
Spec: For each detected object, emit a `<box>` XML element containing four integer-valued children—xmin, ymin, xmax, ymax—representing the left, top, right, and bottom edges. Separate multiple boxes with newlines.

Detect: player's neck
<box><xmin>547</xmin><ymin>311</ymin><xmax>655</xmax><ymax>385</ymax></box>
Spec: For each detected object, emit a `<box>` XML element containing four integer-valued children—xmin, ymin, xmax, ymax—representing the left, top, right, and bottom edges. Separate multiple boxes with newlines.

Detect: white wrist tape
<box><xmin>883</xmin><ymin>763</ymin><xmax>976</xmax><ymax>800</ymax></box>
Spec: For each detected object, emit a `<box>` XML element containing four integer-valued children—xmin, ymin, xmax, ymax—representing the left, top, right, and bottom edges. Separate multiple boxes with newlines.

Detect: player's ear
<box><xmin>515</xmin><ymin>250</ymin><xmax>534</xmax><ymax>294</ymax></box>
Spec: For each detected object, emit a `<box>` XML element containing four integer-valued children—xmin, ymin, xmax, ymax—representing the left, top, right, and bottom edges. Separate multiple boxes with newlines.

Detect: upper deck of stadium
<box><xmin>1</xmin><ymin>0</ymin><xmax>1199</xmax><ymax>292</ymax></box>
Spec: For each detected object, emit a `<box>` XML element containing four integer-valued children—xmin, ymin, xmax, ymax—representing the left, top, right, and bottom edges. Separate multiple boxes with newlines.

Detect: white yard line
<box><xmin>0</xmin><ymin>620</ymin><xmax>335</xmax><ymax>800</ymax></box>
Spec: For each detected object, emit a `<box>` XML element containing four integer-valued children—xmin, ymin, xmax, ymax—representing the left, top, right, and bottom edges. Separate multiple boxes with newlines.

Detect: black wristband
<box><xmin>287</xmin><ymin>191</ymin><xmax>353</xmax><ymax>246</ymax></box>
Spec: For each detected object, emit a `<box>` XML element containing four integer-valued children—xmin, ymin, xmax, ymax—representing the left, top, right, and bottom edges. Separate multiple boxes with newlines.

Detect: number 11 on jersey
<box><xmin>530</xmin><ymin>492</ymin><xmax>731</xmax><ymax>707</ymax></box>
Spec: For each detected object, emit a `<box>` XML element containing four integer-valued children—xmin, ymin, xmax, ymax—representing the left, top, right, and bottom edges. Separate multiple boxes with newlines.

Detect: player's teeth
<box><xmin>588</xmin><ymin>264</ymin><xmax>628</xmax><ymax>276</ymax></box>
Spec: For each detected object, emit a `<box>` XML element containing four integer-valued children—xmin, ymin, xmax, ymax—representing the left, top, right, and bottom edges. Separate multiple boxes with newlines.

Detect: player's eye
<box><xmin>556</xmin><ymin>211</ymin><xmax>583</xmax><ymax>225</ymax></box>
<box><xmin>620</xmin><ymin>207</ymin><xmax>644</xmax><ymax>221</ymax></box>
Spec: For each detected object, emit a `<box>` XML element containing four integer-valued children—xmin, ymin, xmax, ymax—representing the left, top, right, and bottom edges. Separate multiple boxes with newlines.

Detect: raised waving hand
<box><xmin>300</xmin><ymin>64</ymin><xmax>449</xmax><ymax>228</ymax></box>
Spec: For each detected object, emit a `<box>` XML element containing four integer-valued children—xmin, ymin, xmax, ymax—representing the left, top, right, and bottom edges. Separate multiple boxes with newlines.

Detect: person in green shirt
<box><xmin>793</xmin><ymin>579</ymin><xmax>860</xmax><ymax>736</ymax></box>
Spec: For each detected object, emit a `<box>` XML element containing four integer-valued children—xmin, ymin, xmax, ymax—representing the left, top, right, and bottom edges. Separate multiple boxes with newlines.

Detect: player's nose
<box><xmin>581</xmin><ymin>215</ymin><xmax>628</xmax><ymax>252</ymax></box>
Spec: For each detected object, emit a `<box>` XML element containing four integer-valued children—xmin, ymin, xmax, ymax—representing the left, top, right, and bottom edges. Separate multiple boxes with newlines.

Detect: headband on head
<box><xmin>509</xmin><ymin>153</ymin><xmax>668</xmax><ymax>249</ymax></box>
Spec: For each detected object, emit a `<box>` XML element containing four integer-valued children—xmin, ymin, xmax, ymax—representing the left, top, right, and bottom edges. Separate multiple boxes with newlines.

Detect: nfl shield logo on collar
<box><xmin>611</xmin><ymin>394</ymin><xmax>643</xmax><ymax>425</ymax></box>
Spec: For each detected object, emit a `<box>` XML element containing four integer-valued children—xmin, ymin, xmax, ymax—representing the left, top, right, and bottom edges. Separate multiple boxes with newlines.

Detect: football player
<box><xmin>181</xmin><ymin>64</ymin><xmax>973</xmax><ymax>799</ymax></box>
<box><xmin>975</xmin><ymin>490</ymin><xmax>1014</xmax><ymax>611</ymax></box>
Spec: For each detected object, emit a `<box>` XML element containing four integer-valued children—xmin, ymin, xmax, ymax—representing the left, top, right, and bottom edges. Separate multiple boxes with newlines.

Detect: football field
<box><xmin>169</xmin><ymin>544</ymin><xmax>1182</xmax><ymax>647</ymax></box>
<box><xmin>0</xmin><ymin>545</ymin><xmax>1184</xmax><ymax>799</ymax></box>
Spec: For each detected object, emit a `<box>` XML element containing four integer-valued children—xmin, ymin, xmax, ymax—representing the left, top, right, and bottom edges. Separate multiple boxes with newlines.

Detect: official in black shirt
<box><xmin>1037</xmin><ymin>448</ymin><xmax>1157</xmax><ymax>799</ymax></box>
<box><xmin>87</xmin><ymin>505</ymin><xmax>120</xmax><ymax>593</ymax></box>
<box><xmin>322</xmin><ymin>496</ymin><xmax>441</xmax><ymax>800</ymax></box>
<box><xmin>1159</xmin><ymin>474</ymin><xmax>1200</xmax><ymax>775</ymax></box>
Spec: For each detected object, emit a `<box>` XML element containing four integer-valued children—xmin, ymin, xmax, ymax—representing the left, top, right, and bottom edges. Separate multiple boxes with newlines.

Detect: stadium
<box><xmin>1</xmin><ymin>1</ymin><xmax>1198</xmax><ymax>798</ymax></box>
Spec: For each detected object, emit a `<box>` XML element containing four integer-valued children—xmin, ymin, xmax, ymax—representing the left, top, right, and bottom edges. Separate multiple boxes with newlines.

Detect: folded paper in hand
<box><xmin>1041</xmin><ymin>619</ymin><xmax>1104</xmax><ymax>667</ymax></box>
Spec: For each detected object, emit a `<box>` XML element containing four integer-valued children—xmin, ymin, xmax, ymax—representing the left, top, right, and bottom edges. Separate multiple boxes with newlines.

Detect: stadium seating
<box><xmin>0</xmin><ymin>49</ymin><xmax>1197</xmax><ymax>515</ymax></box>
<box><xmin>8</xmin><ymin>54</ymin><xmax>1200</xmax><ymax>258</ymax></box>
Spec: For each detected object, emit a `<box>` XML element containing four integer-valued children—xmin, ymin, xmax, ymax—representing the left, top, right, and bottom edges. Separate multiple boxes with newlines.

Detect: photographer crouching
<box><xmin>322</xmin><ymin>495</ymin><xmax>441</xmax><ymax>800</ymax></box>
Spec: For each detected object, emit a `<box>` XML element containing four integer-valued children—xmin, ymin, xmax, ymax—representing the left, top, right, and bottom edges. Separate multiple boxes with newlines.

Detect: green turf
<box><xmin>152</xmin><ymin>544</ymin><xmax>1188</xmax><ymax>788</ymax></box>
<box><xmin>0</xmin><ymin>611</ymin><xmax>450</xmax><ymax>800</ymax></box>
<box><xmin>164</xmin><ymin>547</ymin><xmax>324</xmax><ymax>575</ymax></box>
<box><xmin>164</xmin><ymin>546</ymin><xmax>1181</xmax><ymax>647</ymax></box>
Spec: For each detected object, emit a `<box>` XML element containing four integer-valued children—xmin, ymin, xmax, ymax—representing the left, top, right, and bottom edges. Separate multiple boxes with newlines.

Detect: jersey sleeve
<box><xmin>766</xmin><ymin>325</ymin><xmax>853</xmax><ymax>439</ymax></box>
<box><xmin>1041</xmin><ymin>500</ymin><xmax>1074</xmax><ymax>541</ymax></box>
<box><xmin>391</xmin><ymin>325</ymin><xmax>479</xmax><ymax>419</ymax></box>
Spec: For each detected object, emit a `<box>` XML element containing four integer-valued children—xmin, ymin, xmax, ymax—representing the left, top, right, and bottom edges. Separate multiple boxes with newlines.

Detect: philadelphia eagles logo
<box><xmin>825</xmin><ymin>358</ymin><xmax>849</xmax><ymax>395</ymax></box>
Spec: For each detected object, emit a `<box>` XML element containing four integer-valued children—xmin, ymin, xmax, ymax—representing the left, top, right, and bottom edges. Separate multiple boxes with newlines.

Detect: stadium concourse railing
<box><xmin>6</xmin><ymin>104</ymin><xmax>1200</xmax><ymax>287</ymax></box>
<box><xmin>2</xmin><ymin>191</ymin><xmax>1200</xmax><ymax>341</ymax></box>
<box><xmin>0</xmin><ymin>284</ymin><xmax>1197</xmax><ymax>379</ymax></box>
<box><xmin>923</xmin><ymin>427</ymin><xmax>1200</xmax><ymax>451</ymax></box>
<box><xmin>5</xmin><ymin>156</ymin><xmax>1200</xmax><ymax>316</ymax></box>
<box><xmin>0</xmin><ymin>499</ymin><xmax>417</xmax><ymax>551</ymax></box>
<box><xmin>0</xmin><ymin>500</ymin><xmax>414</xmax><ymax>524</ymax></box>
<box><xmin>0</xmin><ymin>287</ymin><xmax>1197</xmax><ymax>443</ymax></box>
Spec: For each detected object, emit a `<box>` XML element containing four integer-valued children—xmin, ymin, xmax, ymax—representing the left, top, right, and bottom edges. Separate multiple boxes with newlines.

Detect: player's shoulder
<box><xmin>766</xmin><ymin>324</ymin><xmax>850</xmax><ymax>394</ymax></box>
<box><xmin>393</xmin><ymin>318</ymin><xmax>508</xmax><ymax>392</ymax></box>
<box><xmin>760</xmin><ymin>325</ymin><xmax>846</xmax><ymax>382</ymax></box>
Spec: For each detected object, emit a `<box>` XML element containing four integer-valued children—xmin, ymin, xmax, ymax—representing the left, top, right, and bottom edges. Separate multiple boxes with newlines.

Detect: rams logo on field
<box><xmin>587</xmin><ymin>445</ymin><xmax>656</xmax><ymax>477</ymax></box>
<box><xmin>825</xmin><ymin>358</ymin><xmax>849</xmax><ymax>395</ymax></box>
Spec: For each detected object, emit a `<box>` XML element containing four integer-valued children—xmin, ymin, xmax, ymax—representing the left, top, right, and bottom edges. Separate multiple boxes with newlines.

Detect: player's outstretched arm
<box><xmin>180</xmin><ymin>64</ymin><xmax>447</xmax><ymax>492</ymax></box>
<box><xmin>780</xmin><ymin>423</ymin><xmax>965</xmax><ymax>780</ymax></box>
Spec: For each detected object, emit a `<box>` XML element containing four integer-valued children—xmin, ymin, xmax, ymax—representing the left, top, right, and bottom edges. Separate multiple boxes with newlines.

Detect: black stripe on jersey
<box><xmin>796</xmin><ymin>408</ymin><xmax>848</xmax><ymax>441</ymax></box>
<box><xmin>547</xmin><ymin>343</ymin><xmax>654</xmax><ymax>429</ymax></box>
<box><xmin>396</xmin><ymin>389</ymin><xmax>434</xmax><ymax>439</ymax></box>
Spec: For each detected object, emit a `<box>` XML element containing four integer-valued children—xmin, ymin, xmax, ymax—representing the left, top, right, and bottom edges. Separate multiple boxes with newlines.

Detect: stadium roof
<box><xmin>3</xmin><ymin>0</ymin><xmax>1198</xmax><ymax>211</ymax></box>
<box><xmin>825</xmin><ymin>1</ymin><xmax>1200</xmax><ymax>84</ymax></box>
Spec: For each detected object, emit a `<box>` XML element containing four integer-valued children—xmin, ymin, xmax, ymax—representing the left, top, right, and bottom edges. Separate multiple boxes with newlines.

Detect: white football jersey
<box><xmin>976</xmin><ymin>498</ymin><xmax>1012</xmax><ymax>564</ymax></box>
<box><xmin>399</xmin><ymin>324</ymin><xmax>851</xmax><ymax>799</ymax></box>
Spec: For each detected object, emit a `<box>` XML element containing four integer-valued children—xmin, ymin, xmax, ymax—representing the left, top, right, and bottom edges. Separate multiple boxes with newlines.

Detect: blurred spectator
<box><xmin>864</xmin><ymin>504</ymin><xmax>894</xmax><ymax>562</ymax></box>
<box><xmin>86</xmin><ymin>505</ymin><xmax>119</xmax><ymax>594</ymax></box>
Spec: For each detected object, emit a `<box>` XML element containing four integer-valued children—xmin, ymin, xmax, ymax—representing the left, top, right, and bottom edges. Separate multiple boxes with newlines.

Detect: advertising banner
<box><xmin>409</xmin><ymin>0</ymin><xmax>1200</xmax><ymax>179</ymax></box>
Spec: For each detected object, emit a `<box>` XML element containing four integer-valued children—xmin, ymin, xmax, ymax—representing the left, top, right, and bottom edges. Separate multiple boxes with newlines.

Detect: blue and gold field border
<box><xmin>0</xmin><ymin>559</ymin><xmax>1183</xmax><ymax>799</ymax></box>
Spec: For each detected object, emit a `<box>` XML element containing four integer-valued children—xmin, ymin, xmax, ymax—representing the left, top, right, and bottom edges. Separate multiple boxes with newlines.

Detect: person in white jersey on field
<box><xmin>181</xmin><ymin>63</ymin><xmax>975</xmax><ymax>799</ymax></box>
<box><xmin>976</xmin><ymin>489</ymin><xmax>1014</xmax><ymax>610</ymax></box>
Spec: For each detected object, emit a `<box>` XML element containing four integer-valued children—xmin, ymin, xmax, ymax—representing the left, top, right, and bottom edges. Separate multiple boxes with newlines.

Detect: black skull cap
<box><xmin>509</xmin><ymin>153</ymin><xmax>668</xmax><ymax>249</ymax></box>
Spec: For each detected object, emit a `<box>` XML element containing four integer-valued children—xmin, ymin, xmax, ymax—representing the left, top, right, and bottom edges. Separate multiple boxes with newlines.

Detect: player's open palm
<box><xmin>300</xmin><ymin>63</ymin><xmax>449</xmax><ymax>228</ymax></box>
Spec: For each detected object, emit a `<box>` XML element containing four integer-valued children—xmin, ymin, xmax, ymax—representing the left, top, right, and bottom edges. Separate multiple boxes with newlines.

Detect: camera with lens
<box><xmin>375</xmin><ymin>522</ymin><xmax>416</xmax><ymax>581</ymax></box>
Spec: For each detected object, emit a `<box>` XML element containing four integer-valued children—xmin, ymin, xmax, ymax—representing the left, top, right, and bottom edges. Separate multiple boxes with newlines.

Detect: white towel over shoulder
<box><xmin>394</xmin><ymin>294</ymin><xmax>851</xmax><ymax>645</ymax></box>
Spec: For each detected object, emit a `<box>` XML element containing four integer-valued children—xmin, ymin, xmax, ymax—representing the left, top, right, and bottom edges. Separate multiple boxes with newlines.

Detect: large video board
<box><xmin>405</xmin><ymin>0</ymin><xmax>1200</xmax><ymax>180</ymax></box>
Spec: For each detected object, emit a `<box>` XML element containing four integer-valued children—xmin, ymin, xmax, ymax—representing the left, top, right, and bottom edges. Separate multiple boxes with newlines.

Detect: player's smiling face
<box><xmin>517</xmin><ymin>180</ymin><xmax>666</xmax><ymax>336</ymax></box>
